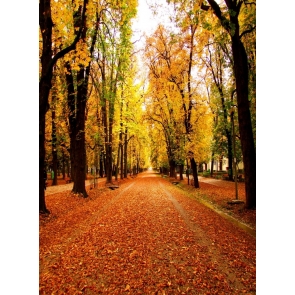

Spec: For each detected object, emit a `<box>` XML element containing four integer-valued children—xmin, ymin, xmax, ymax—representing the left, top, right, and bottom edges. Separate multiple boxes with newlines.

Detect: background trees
<box><xmin>159</xmin><ymin>0</ymin><xmax>256</xmax><ymax>208</ymax></box>
<box><xmin>40</xmin><ymin>0</ymin><xmax>256</xmax><ymax>212</ymax></box>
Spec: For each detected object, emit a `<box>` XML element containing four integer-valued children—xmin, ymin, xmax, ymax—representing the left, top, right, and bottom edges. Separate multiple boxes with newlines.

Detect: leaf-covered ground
<box><xmin>40</xmin><ymin>171</ymin><xmax>256</xmax><ymax>294</ymax></box>
<box><xmin>177</xmin><ymin>176</ymin><xmax>255</xmax><ymax>231</ymax></box>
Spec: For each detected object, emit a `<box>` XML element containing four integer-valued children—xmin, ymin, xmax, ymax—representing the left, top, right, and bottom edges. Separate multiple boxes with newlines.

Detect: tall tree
<box><xmin>201</xmin><ymin>39</ymin><xmax>234</xmax><ymax>180</ymax></box>
<box><xmin>64</xmin><ymin>1</ymin><xmax>98</xmax><ymax>197</ymax></box>
<box><xmin>39</xmin><ymin>0</ymin><xmax>87</xmax><ymax>213</ymax></box>
<box><xmin>202</xmin><ymin>0</ymin><xmax>256</xmax><ymax>209</ymax></box>
<box><xmin>144</xmin><ymin>25</ymin><xmax>212</xmax><ymax>180</ymax></box>
<box><xmin>94</xmin><ymin>0</ymin><xmax>137</xmax><ymax>183</ymax></box>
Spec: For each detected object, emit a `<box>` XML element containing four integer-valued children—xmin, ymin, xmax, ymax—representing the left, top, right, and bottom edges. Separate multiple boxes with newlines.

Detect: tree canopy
<box><xmin>39</xmin><ymin>0</ymin><xmax>256</xmax><ymax>212</ymax></box>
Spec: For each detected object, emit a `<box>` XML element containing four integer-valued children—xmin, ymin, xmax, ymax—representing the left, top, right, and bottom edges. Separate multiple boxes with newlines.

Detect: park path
<box><xmin>45</xmin><ymin>179</ymin><xmax>99</xmax><ymax>195</ymax></box>
<box><xmin>40</xmin><ymin>171</ymin><xmax>256</xmax><ymax>294</ymax></box>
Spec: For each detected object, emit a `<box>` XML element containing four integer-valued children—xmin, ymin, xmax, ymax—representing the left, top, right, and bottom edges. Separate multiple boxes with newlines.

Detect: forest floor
<box><xmin>40</xmin><ymin>171</ymin><xmax>256</xmax><ymax>294</ymax></box>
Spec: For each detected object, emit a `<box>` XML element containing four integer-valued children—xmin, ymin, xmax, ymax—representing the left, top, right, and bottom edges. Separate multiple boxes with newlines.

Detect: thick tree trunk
<box><xmin>39</xmin><ymin>0</ymin><xmax>53</xmax><ymax>214</ymax></box>
<box><xmin>205</xmin><ymin>0</ymin><xmax>256</xmax><ymax>209</ymax></box>
<box><xmin>65</xmin><ymin>64</ymin><xmax>88</xmax><ymax>197</ymax></box>
<box><xmin>232</xmin><ymin>37</ymin><xmax>256</xmax><ymax>209</ymax></box>
<box><xmin>39</xmin><ymin>0</ymin><xmax>87</xmax><ymax>213</ymax></box>
<box><xmin>70</xmin><ymin>62</ymin><xmax>89</xmax><ymax>197</ymax></box>
<box><xmin>169</xmin><ymin>159</ymin><xmax>176</xmax><ymax>178</ymax></box>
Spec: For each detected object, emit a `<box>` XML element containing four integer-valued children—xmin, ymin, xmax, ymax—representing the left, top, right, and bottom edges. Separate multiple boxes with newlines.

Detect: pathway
<box><xmin>40</xmin><ymin>171</ymin><xmax>256</xmax><ymax>294</ymax></box>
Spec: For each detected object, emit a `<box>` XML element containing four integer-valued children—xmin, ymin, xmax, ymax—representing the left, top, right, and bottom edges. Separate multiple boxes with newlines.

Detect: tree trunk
<box><xmin>99</xmin><ymin>152</ymin><xmax>104</xmax><ymax>178</ymax></box>
<box><xmin>65</xmin><ymin>61</ymin><xmax>76</xmax><ymax>183</ymax></box>
<box><xmin>179</xmin><ymin>164</ymin><xmax>184</xmax><ymax>180</ymax></box>
<box><xmin>62</xmin><ymin>151</ymin><xmax>66</xmax><ymax>179</ymax></box>
<box><xmin>226</xmin><ymin>129</ymin><xmax>233</xmax><ymax>180</ymax></box>
<box><xmin>116</xmin><ymin>144</ymin><xmax>121</xmax><ymax>181</ymax></box>
<box><xmin>190</xmin><ymin>158</ymin><xmax>199</xmax><ymax>188</ymax></box>
<box><xmin>205</xmin><ymin>0</ymin><xmax>256</xmax><ymax>209</ymax></box>
<box><xmin>123</xmin><ymin>128</ymin><xmax>128</xmax><ymax>178</ymax></box>
<box><xmin>169</xmin><ymin>159</ymin><xmax>176</xmax><ymax>178</ymax></box>
<box><xmin>232</xmin><ymin>37</ymin><xmax>256</xmax><ymax>209</ymax></box>
<box><xmin>65</xmin><ymin>63</ymin><xmax>88</xmax><ymax>197</ymax></box>
<box><xmin>120</xmin><ymin>142</ymin><xmax>124</xmax><ymax>179</ymax></box>
<box><xmin>65</xmin><ymin>3</ymin><xmax>98</xmax><ymax>197</ymax></box>
<box><xmin>39</xmin><ymin>0</ymin><xmax>53</xmax><ymax>214</ymax></box>
<box><xmin>105</xmin><ymin>143</ymin><xmax>113</xmax><ymax>183</ymax></box>
<box><xmin>51</xmin><ymin>96</ymin><xmax>58</xmax><ymax>186</ymax></box>
<box><xmin>39</xmin><ymin>0</ymin><xmax>88</xmax><ymax>213</ymax></box>
<box><xmin>210</xmin><ymin>153</ymin><xmax>214</xmax><ymax>177</ymax></box>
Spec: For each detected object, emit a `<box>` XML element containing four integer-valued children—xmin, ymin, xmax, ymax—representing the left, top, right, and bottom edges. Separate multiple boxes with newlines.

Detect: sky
<box><xmin>131</xmin><ymin>0</ymin><xmax>174</xmax><ymax>87</ymax></box>
<box><xmin>131</xmin><ymin>0</ymin><xmax>173</xmax><ymax>45</ymax></box>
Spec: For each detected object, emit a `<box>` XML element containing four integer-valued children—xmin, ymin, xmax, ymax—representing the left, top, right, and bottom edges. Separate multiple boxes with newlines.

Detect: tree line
<box><xmin>144</xmin><ymin>0</ymin><xmax>255</xmax><ymax>209</ymax></box>
<box><xmin>39</xmin><ymin>0</ymin><xmax>256</xmax><ymax>213</ymax></box>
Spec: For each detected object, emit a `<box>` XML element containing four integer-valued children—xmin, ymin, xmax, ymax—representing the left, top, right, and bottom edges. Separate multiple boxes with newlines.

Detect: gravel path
<box><xmin>40</xmin><ymin>171</ymin><xmax>255</xmax><ymax>294</ymax></box>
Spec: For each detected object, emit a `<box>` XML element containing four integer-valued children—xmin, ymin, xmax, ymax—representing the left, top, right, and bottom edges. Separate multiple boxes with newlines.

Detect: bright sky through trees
<box><xmin>132</xmin><ymin>0</ymin><xmax>173</xmax><ymax>89</ymax></box>
<box><xmin>132</xmin><ymin>0</ymin><xmax>170</xmax><ymax>41</ymax></box>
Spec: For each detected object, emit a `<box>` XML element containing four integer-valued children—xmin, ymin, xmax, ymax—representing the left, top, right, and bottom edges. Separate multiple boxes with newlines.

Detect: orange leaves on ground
<box><xmin>40</xmin><ymin>173</ymin><xmax>255</xmax><ymax>294</ymax></box>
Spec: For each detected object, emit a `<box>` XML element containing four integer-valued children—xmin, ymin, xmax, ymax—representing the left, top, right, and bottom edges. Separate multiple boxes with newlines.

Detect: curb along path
<box><xmin>40</xmin><ymin>171</ymin><xmax>256</xmax><ymax>294</ymax></box>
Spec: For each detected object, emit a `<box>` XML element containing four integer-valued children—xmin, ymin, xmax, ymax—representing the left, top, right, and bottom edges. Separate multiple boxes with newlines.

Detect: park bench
<box><xmin>107</xmin><ymin>184</ymin><xmax>119</xmax><ymax>190</ymax></box>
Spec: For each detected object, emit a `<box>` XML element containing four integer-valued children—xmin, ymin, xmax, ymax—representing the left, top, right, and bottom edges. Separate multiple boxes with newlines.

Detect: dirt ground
<box><xmin>40</xmin><ymin>171</ymin><xmax>256</xmax><ymax>294</ymax></box>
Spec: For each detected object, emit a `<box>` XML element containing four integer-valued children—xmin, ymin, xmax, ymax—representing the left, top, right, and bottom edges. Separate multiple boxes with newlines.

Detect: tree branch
<box><xmin>46</xmin><ymin>0</ymin><xmax>88</xmax><ymax>77</ymax></box>
<box><xmin>240</xmin><ymin>25</ymin><xmax>256</xmax><ymax>39</ymax></box>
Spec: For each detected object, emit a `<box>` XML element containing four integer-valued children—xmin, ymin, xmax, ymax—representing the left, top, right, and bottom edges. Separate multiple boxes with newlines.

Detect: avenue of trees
<box><xmin>39</xmin><ymin>0</ymin><xmax>256</xmax><ymax>212</ymax></box>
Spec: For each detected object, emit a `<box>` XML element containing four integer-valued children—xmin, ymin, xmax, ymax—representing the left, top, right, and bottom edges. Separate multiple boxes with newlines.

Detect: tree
<box><xmin>143</xmin><ymin>24</ymin><xmax>212</xmax><ymax>181</ymax></box>
<box><xmin>202</xmin><ymin>0</ymin><xmax>256</xmax><ymax>209</ymax></box>
<box><xmin>201</xmin><ymin>39</ymin><xmax>234</xmax><ymax>180</ymax></box>
<box><xmin>92</xmin><ymin>0</ymin><xmax>137</xmax><ymax>183</ymax></box>
<box><xmin>63</xmin><ymin>1</ymin><xmax>99</xmax><ymax>198</ymax></box>
<box><xmin>39</xmin><ymin>0</ymin><xmax>87</xmax><ymax>213</ymax></box>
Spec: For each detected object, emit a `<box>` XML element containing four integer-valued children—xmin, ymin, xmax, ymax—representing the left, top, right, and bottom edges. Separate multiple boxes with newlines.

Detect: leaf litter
<box><xmin>40</xmin><ymin>172</ymin><xmax>255</xmax><ymax>294</ymax></box>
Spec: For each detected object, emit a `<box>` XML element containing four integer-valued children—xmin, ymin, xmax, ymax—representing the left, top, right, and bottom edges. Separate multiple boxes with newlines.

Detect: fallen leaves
<box><xmin>40</xmin><ymin>172</ymin><xmax>256</xmax><ymax>294</ymax></box>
